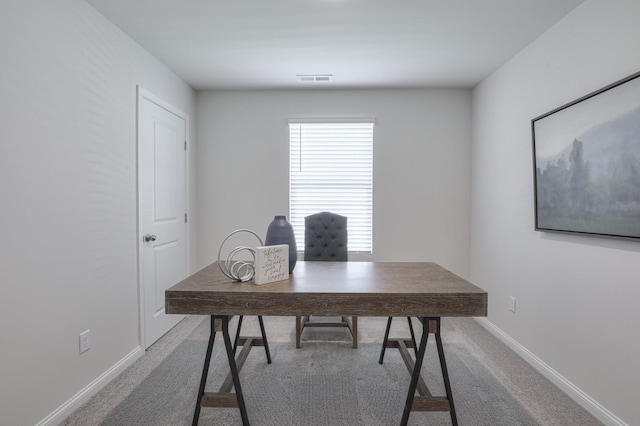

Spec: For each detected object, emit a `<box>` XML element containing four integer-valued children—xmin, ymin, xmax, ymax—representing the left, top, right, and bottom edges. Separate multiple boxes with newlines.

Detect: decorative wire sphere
<box><xmin>217</xmin><ymin>229</ymin><xmax>264</xmax><ymax>282</ymax></box>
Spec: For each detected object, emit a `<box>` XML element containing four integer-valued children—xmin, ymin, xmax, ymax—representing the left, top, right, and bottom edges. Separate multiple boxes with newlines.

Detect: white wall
<box><xmin>0</xmin><ymin>1</ymin><xmax>197</xmax><ymax>424</ymax></box>
<box><xmin>470</xmin><ymin>1</ymin><xmax>640</xmax><ymax>425</ymax></box>
<box><xmin>196</xmin><ymin>89</ymin><xmax>472</xmax><ymax>276</ymax></box>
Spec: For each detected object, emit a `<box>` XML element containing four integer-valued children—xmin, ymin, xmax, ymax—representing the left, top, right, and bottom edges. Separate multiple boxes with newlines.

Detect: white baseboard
<box><xmin>37</xmin><ymin>346</ymin><xmax>144</xmax><ymax>426</ymax></box>
<box><xmin>475</xmin><ymin>317</ymin><xmax>626</xmax><ymax>426</ymax></box>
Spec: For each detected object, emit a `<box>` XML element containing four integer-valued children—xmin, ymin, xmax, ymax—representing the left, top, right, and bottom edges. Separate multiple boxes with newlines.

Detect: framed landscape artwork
<box><xmin>532</xmin><ymin>71</ymin><xmax>640</xmax><ymax>239</ymax></box>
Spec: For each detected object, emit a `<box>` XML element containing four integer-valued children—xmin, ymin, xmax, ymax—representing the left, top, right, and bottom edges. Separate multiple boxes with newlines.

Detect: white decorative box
<box><xmin>253</xmin><ymin>245</ymin><xmax>289</xmax><ymax>285</ymax></box>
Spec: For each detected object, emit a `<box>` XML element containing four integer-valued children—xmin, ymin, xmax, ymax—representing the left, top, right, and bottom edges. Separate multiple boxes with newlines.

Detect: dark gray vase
<box><xmin>265</xmin><ymin>215</ymin><xmax>297</xmax><ymax>273</ymax></box>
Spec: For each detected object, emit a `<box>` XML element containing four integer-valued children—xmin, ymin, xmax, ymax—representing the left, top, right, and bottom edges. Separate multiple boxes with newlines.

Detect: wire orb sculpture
<box><xmin>217</xmin><ymin>229</ymin><xmax>264</xmax><ymax>282</ymax></box>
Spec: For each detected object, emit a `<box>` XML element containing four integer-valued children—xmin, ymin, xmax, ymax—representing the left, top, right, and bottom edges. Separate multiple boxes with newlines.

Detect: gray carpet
<box><xmin>99</xmin><ymin>319</ymin><xmax>538</xmax><ymax>426</ymax></box>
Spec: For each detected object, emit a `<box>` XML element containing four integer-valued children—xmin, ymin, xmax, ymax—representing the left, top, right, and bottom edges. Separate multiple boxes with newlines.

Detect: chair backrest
<box><xmin>304</xmin><ymin>212</ymin><xmax>348</xmax><ymax>261</ymax></box>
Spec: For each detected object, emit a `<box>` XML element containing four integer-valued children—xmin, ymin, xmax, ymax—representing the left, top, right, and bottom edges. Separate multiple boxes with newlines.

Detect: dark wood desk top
<box><xmin>166</xmin><ymin>261</ymin><xmax>487</xmax><ymax>317</ymax></box>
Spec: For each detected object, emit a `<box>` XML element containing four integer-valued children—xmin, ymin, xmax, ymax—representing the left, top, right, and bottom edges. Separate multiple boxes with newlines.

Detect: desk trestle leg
<box><xmin>192</xmin><ymin>315</ymin><xmax>271</xmax><ymax>426</ymax></box>
<box><xmin>192</xmin><ymin>316</ymin><xmax>217</xmax><ymax>426</ymax></box>
<box><xmin>383</xmin><ymin>317</ymin><xmax>458</xmax><ymax>426</ymax></box>
<box><xmin>221</xmin><ymin>316</ymin><xmax>250</xmax><ymax>425</ymax></box>
<box><xmin>233</xmin><ymin>315</ymin><xmax>272</xmax><ymax>364</ymax></box>
<box><xmin>380</xmin><ymin>317</ymin><xmax>418</xmax><ymax>364</ymax></box>
<box><xmin>257</xmin><ymin>316</ymin><xmax>272</xmax><ymax>364</ymax></box>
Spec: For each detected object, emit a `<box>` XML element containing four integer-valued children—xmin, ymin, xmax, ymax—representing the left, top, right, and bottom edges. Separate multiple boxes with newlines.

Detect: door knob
<box><xmin>144</xmin><ymin>234</ymin><xmax>157</xmax><ymax>242</ymax></box>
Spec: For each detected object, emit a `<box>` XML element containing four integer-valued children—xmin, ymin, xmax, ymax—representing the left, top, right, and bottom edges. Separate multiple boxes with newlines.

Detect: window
<box><xmin>289</xmin><ymin>120</ymin><xmax>374</xmax><ymax>254</ymax></box>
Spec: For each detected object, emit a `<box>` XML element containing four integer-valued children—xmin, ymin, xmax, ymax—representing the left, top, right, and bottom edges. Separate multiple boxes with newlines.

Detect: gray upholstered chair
<box><xmin>296</xmin><ymin>211</ymin><xmax>357</xmax><ymax>348</ymax></box>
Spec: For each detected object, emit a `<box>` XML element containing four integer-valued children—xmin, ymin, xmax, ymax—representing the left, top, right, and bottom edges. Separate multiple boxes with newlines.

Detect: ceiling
<box><xmin>87</xmin><ymin>0</ymin><xmax>585</xmax><ymax>90</ymax></box>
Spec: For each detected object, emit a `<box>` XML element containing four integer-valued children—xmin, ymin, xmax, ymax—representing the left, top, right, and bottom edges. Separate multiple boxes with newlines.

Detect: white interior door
<box><xmin>139</xmin><ymin>88</ymin><xmax>188</xmax><ymax>348</ymax></box>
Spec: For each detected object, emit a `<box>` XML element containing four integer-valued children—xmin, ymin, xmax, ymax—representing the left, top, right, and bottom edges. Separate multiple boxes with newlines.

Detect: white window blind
<box><xmin>289</xmin><ymin>121</ymin><xmax>374</xmax><ymax>254</ymax></box>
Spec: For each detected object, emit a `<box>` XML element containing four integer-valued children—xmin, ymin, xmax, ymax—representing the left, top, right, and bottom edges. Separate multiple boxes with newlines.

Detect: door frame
<box><xmin>136</xmin><ymin>85</ymin><xmax>190</xmax><ymax>349</ymax></box>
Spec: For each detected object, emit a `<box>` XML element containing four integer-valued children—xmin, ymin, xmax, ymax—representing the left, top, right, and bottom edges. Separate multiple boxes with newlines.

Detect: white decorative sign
<box><xmin>253</xmin><ymin>245</ymin><xmax>289</xmax><ymax>285</ymax></box>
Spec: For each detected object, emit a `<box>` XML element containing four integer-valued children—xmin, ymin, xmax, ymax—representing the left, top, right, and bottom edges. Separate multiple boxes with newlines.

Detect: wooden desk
<box><xmin>166</xmin><ymin>261</ymin><xmax>487</xmax><ymax>425</ymax></box>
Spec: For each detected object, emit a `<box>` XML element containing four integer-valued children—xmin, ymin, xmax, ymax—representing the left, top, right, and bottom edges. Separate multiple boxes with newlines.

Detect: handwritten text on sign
<box><xmin>254</xmin><ymin>245</ymin><xmax>289</xmax><ymax>285</ymax></box>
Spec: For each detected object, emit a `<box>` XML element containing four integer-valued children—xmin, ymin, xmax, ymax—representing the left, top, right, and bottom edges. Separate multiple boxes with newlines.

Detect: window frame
<box><xmin>288</xmin><ymin>119</ymin><xmax>375</xmax><ymax>257</ymax></box>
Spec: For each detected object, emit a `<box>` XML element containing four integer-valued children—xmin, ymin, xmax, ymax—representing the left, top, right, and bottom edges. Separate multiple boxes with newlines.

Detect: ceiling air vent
<box><xmin>297</xmin><ymin>74</ymin><xmax>333</xmax><ymax>82</ymax></box>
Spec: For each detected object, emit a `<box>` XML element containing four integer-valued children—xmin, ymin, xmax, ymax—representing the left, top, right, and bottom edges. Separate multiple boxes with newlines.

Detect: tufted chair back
<box><xmin>304</xmin><ymin>212</ymin><xmax>348</xmax><ymax>261</ymax></box>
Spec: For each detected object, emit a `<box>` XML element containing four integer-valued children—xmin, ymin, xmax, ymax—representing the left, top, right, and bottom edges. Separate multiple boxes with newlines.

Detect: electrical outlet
<box><xmin>509</xmin><ymin>296</ymin><xmax>517</xmax><ymax>313</ymax></box>
<box><xmin>79</xmin><ymin>330</ymin><xmax>90</xmax><ymax>354</ymax></box>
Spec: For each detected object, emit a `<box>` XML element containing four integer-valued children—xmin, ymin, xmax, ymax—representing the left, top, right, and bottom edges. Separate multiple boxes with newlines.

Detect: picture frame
<box><xmin>532</xmin><ymin>70</ymin><xmax>640</xmax><ymax>239</ymax></box>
